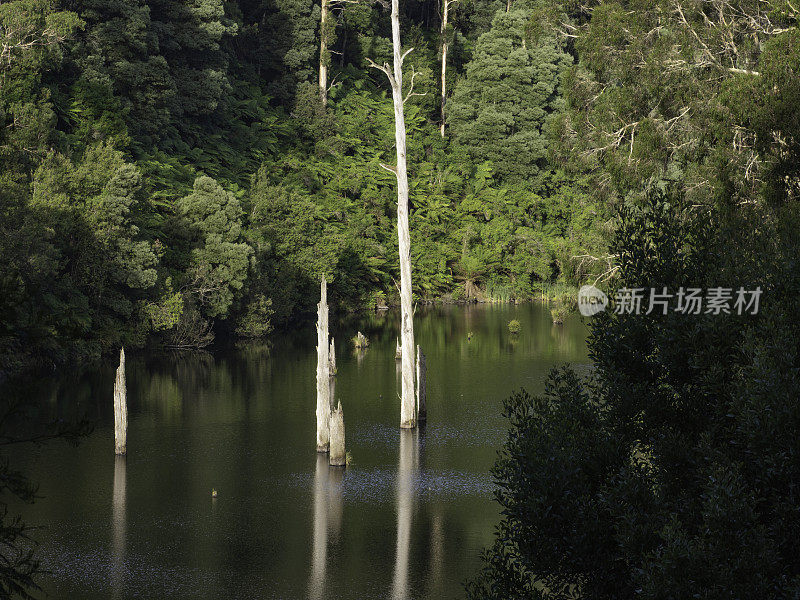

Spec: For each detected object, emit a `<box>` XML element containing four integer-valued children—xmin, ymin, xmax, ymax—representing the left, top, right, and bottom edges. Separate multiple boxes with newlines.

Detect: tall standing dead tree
<box><xmin>316</xmin><ymin>277</ymin><xmax>331</xmax><ymax>451</ymax></box>
<box><xmin>368</xmin><ymin>0</ymin><xmax>423</xmax><ymax>429</ymax></box>
<box><xmin>439</xmin><ymin>0</ymin><xmax>459</xmax><ymax>137</ymax></box>
<box><xmin>114</xmin><ymin>347</ymin><xmax>127</xmax><ymax>455</ymax></box>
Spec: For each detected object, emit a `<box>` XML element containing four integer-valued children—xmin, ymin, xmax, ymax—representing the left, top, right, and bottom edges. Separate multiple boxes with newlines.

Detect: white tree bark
<box><xmin>113</xmin><ymin>347</ymin><xmax>127</xmax><ymax>455</ymax></box>
<box><xmin>368</xmin><ymin>0</ymin><xmax>418</xmax><ymax>428</ymax></box>
<box><xmin>439</xmin><ymin>0</ymin><xmax>457</xmax><ymax>137</ymax></box>
<box><xmin>329</xmin><ymin>337</ymin><xmax>336</xmax><ymax>375</ymax></box>
<box><xmin>316</xmin><ymin>277</ymin><xmax>331</xmax><ymax>452</ymax></box>
<box><xmin>319</xmin><ymin>0</ymin><xmax>329</xmax><ymax>106</ymax></box>
<box><xmin>329</xmin><ymin>401</ymin><xmax>346</xmax><ymax>466</ymax></box>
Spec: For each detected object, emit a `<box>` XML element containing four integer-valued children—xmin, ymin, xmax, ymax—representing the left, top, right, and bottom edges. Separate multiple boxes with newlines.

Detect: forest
<box><xmin>3</xmin><ymin>0</ymin><xmax>794</xmax><ymax>378</ymax></box>
<box><xmin>2</xmin><ymin>0</ymin><xmax>800</xmax><ymax>596</ymax></box>
<box><xmin>0</xmin><ymin>0</ymin><xmax>613</xmax><ymax>376</ymax></box>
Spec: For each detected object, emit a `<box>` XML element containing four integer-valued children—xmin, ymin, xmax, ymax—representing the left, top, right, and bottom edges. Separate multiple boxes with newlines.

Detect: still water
<box><xmin>11</xmin><ymin>303</ymin><xmax>589</xmax><ymax>599</ymax></box>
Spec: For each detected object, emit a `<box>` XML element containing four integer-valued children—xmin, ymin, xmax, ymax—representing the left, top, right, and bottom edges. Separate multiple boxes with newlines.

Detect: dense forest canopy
<box><xmin>1</xmin><ymin>0</ymin><xmax>613</xmax><ymax>376</ymax></box>
<box><xmin>0</xmin><ymin>0</ymin><xmax>797</xmax><ymax>374</ymax></box>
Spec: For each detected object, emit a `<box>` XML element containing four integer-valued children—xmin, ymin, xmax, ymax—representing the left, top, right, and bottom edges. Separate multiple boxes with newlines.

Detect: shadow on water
<box><xmin>6</xmin><ymin>302</ymin><xmax>589</xmax><ymax>600</ymax></box>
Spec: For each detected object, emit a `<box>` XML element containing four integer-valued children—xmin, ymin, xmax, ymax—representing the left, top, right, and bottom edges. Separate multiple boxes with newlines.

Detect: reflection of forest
<box><xmin>29</xmin><ymin>303</ymin><xmax>588</xmax><ymax>427</ymax></box>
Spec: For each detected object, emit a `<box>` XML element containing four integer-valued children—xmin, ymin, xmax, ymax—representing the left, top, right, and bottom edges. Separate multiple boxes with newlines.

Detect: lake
<box><xmin>9</xmin><ymin>302</ymin><xmax>589</xmax><ymax>599</ymax></box>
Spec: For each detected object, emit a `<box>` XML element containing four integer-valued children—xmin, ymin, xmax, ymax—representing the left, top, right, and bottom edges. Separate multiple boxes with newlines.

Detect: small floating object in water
<box><xmin>211</xmin><ymin>488</ymin><xmax>218</xmax><ymax>498</ymax></box>
<box><xmin>467</xmin><ymin>331</ymin><xmax>473</xmax><ymax>341</ymax></box>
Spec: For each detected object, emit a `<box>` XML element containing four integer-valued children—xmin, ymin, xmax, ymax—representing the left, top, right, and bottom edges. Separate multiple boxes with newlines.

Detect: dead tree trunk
<box><xmin>329</xmin><ymin>337</ymin><xmax>336</xmax><ymax>375</ymax></box>
<box><xmin>316</xmin><ymin>277</ymin><xmax>331</xmax><ymax>452</ymax></box>
<box><xmin>439</xmin><ymin>0</ymin><xmax>458</xmax><ymax>137</ymax></box>
<box><xmin>319</xmin><ymin>0</ymin><xmax>329</xmax><ymax>105</ymax></box>
<box><xmin>368</xmin><ymin>0</ymin><xmax>420</xmax><ymax>429</ymax></box>
<box><xmin>329</xmin><ymin>401</ymin><xmax>346</xmax><ymax>466</ymax></box>
<box><xmin>416</xmin><ymin>345</ymin><xmax>427</xmax><ymax>421</ymax></box>
<box><xmin>114</xmin><ymin>347</ymin><xmax>127</xmax><ymax>455</ymax></box>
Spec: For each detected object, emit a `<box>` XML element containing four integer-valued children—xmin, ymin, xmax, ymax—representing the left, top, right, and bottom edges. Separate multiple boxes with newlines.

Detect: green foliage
<box><xmin>142</xmin><ymin>277</ymin><xmax>184</xmax><ymax>331</ymax></box>
<box><xmin>468</xmin><ymin>186</ymin><xmax>800</xmax><ymax>598</ymax></box>
<box><xmin>507</xmin><ymin>319</ymin><xmax>521</xmax><ymax>334</ymax></box>
<box><xmin>448</xmin><ymin>4</ymin><xmax>570</xmax><ymax>183</ymax></box>
<box><xmin>177</xmin><ymin>176</ymin><xmax>252</xmax><ymax>319</ymax></box>
<box><xmin>0</xmin><ymin>0</ymin><xmax>611</xmax><ymax>376</ymax></box>
<box><xmin>467</xmin><ymin>4</ymin><xmax>800</xmax><ymax>593</ymax></box>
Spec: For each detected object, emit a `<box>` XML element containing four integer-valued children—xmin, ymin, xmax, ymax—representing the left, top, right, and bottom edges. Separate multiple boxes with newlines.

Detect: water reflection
<box><xmin>427</xmin><ymin>511</ymin><xmax>444</xmax><ymax>593</ymax></box>
<box><xmin>392</xmin><ymin>428</ymin><xmax>419</xmax><ymax>600</ymax></box>
<box><xmin>9</xmin><ymin>302</ymin><xmax>589</xmax><ymax>600</ymax></box>
<box><xmin>328</xmin><ymin>467</ymin><xmax>344</xmax><ymax>543</ymax></box>
<box><xmin>310</xmin><ymin>454</ymin><xmax>329</xmax><ymax>600</ymax></box>
<box><xmin>111</xmin><ymin>455</ymin><xmax>126</xmax><ymax>600</ymax></box>
<box><xmin>309</xmin><ymin>454</ymin><xmax>345</xmax><ymax>600</ymax></box>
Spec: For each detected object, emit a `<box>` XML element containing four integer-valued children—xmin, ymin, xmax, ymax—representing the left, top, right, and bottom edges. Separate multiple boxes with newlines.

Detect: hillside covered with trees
<box><xmin>1</xmin><ymin>0</ymin><xmax>611</xmax><ymax>376</ymax></box>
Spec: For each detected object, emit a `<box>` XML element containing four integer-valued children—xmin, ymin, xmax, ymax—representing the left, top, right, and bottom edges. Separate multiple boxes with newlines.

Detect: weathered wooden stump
<box><xmin>329</xmin><ymin>401</ymin><xmax>346</xmax><ymax>467</ymax></box>
<box><xmin>353</xmin><ymin>331</ymin><xmax>369</xmax><ymax>349</ymax></box>
<box><xmin>316</xmin><ymin>277</ymin><xmax>331</xmax><ymax>453</ymax></box>
<box><xmin>416</xmin><ymin>345</ymin><xmax>427</xmax><ymax>422</ymax></box>
<box><xmin>329</xmin><ymin>337</ymin><xmax>336</xmax><ymax>376</ymax></box>
<box><xmin>113</xmin><ymin>347</ymin><xmax>127</xmax><ymax>455</ymax></box>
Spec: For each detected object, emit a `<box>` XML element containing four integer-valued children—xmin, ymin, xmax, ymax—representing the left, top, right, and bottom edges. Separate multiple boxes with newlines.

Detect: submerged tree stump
<box><xmin>316</xmin><ymin>277</ymin><xmax>331</xmax><ymax>453</ymax></box>
<box><xmin>113</xmin><ymin>347</ymin><xmax>127</xmax><ymax>455</ymax></box>
<box><xmin>329</xmin><ymin>401</ymin><xmax>346</xmax><ymax>467</ymax></box>
<box><xmin>416</xmin><ymin>345</ymin><xmax>427</xmax><ymax>422</ymax></box>
<box><xmin>353</xmin><ymin>332</ymin><xmax>369</xmax><ymax>348</ymax></box>
<box><xmin>395</xmin><ymin>338</ymin><xmax>402</xmax><ymax>360</ymax></box>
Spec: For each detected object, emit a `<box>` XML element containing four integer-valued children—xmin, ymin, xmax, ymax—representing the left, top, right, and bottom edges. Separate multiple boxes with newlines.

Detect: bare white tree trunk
<box><xmin>439</xmin><ymin>0</ymin><xmax>451</xmax><ymax>138</ymax></box>
<box><xmin>390</xmin><ymin>0</ymin><xmax>417</xmax><ymax>429</ymax></box>
<box><xmin>319</xmin><ymin>0</ymin><xmax>329</xmax><ymax>106</ymax></box>
<box><xmin>316</xmin><ymin>277</ymin><xmax>331</xmax><ymax>452</ymax></box>
<box><xmin>369</xmin><ymin>0</ymin><xmax>419</xmax><ymax>429</ymax></box>
<box><xmin>329</xmin><ymin>401</ymin><xmax>346</xmax><ymax>466</ymax></box>
<box><xmin>113</xmin><ymin>347</ymin><xmax>127</xmax><ymax>455</ymax></box>
<box><xmin>329</xmin><ymin>337</ymin><xmax>336</xmax><ymax>375</ymax></box>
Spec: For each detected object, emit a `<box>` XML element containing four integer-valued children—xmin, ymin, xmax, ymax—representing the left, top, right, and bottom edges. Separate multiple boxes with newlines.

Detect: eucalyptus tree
<box><xmin>368</xmin><ymin>0</ymin><xmax>424</xmax><ymax>428</ymax></box>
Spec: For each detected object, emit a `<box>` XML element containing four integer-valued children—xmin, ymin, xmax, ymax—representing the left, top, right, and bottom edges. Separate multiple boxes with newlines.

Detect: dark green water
<box><xmin>11</xmin><ymin>303</ymin><xmax>589</xmax><ymax>600</ymax></box>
